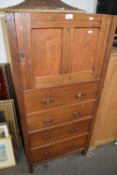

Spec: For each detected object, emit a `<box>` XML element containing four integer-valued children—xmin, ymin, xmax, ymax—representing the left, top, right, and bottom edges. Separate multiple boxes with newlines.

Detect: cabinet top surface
<box><xmin>0</xmin><ymin>0</ymin><xmax>84</xmax><ymax>13</ymax></box>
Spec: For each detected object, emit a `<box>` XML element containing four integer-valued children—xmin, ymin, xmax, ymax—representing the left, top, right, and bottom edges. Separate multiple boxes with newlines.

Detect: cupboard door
<box><xmin>31</xmin><ymin>29</ymin><xmax>61</xmax><ymax>77</ymax></box>
<box><xmin>15</xmin><ymin>13</ymin><xmax>111</xmax><ymax>90</ymax></box>
<box><xmin>69</xmin><ymin>16</ymin><xmax>111</xmax><ymax>83</ymax></box>
<box><xmin>71</xmin><ymin>28</ymin><xmax>99</xmax><ymax>73</ymax></box>
<box><xmin>15</xmin><ymin>13</ymin><xmax>70</xmax><ymax>90</ymax></box>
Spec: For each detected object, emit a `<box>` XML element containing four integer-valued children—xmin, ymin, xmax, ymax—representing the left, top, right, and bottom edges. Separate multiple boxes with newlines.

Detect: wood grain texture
<box><xmin>6</xmin><ymin>13</ymin><xmax>33</xmax><ymax>172</ymax></box>
<box><xmin>29</xmin><ymin>118</ymin><xmax>91</xmax><ymax>148</ymax></box>
<box><xmin>82</xmin><ymin>15</ymin><xmax>113</xmax><ymax>153</ymax></box>
<box><xmin>24</xmin><ymin>81</ymin><xmax>98</xmax><ymax>113</ymax></box>
<box><xmin>32</xmin><ymin>29</ymin><xmax>62</xmax><ymax>77</ymax></box>
<box><xmin>27</xmin><ymin>100</ymin><xmax>96</xmax><ymax>131</ymax></box>
<box><xmin>6</xmin><ymin>11</ymin><xmax>113</xmax><ymax>172</ymax></box>
<box><xmin>90</xmin><ymin>17</ymin><xmax>117</xmax><ymax>148</ymax></box>
<box><xmin>90</xmin><ymin>48</ymin><xmax>117</xmax><ymax>147</ymax></box>
<box><xmin>15</xmin><ymin>13</ymin><xmax>34</xmax><ymax>90</ymax></box>
<box><xmin>14</xmin><ymin>13</ymin><xmax>104</xmax><ymax>90</ymax></box>
<box><xmin>31</xmin><ymin>134</ymin><xmax>87</xmax><ymax>163</ymax></box>
<box><xmin>71</xmin><ymin>28</ymin><xmax>99</xmax><ymax>72</ymax></box>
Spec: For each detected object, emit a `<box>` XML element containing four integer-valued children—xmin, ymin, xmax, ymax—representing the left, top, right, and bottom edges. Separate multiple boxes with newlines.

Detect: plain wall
<box><xmin>0</xmin><ymin>0</ymin><xmax>97</xmax><ymax>63</ymax></box>
<box><xmin>62</xmin><ymin>0</ymin><xmax>97</xmax><ymax>13</ymax></box>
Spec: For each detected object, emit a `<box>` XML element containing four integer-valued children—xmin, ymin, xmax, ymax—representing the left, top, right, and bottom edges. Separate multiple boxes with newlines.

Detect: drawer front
<box><xmin>29</xmin><ymin>119</ymin><xmax>91</xmax><ymax>148</ymax></box>
<box><xmin>24</xmin><ymin>82</ymin><xmax>98</xmax><ymax>113</ymax></box>
<box><xmin>31</xmin><ymin>134</ymin><xmax>87</xmax><ymax>163</ymax></box>
<box><xmin>27</xmin><ymin>101</ymin><xmax>95</xmax><ymax>131</ymax></box>
<box><xmin>31</xmin><ymin>13</ymin><xmax>102</xmax><ymax>28</ymax></box>
<box><xmin>31</xmin><ymin>13</ymin><xmax>102</xmax><ymax>22</ymax></box>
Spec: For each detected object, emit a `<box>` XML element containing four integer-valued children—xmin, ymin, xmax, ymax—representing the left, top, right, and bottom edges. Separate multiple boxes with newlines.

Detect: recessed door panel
<box><xmin>71</xmin><ymin>28</ymin><xmax>99</xmax><ymax>73</ymax></box>
<box><xmin>31</xmin><ymin>29</ymin><xmax>62</xmax><ymax>77</ymax></box>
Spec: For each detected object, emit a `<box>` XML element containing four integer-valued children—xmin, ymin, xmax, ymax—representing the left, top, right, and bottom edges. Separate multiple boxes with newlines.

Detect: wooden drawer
<box><xmin>31</xmin><ymin>134</ymin><xmax>87</xmax><ymax>163</ymax></box>
<box><xmin>31</xmin><ymin>13</ymin><xmax>102</xmax><ymax>28</ymax></box>
<box><xmin>27</xmin><ymin>101</ymin><xmax>95</xmax><ymax>131</ymax></box>
<box><xmin>24</xmin><ymin>82</ymin><xmax>98</xmax><ymax>113</ymax></box>
<box><xmin>29</xmin><ymin>119</ymin><xmax>91</xmax><ymax>148</ymax></box>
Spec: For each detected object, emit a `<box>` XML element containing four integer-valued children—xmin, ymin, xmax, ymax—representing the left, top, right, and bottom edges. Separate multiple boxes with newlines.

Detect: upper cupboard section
<box><xmin>14</xmin><ymin>13</ymin><xmax>111</xmax><ymax>90</ymax></box>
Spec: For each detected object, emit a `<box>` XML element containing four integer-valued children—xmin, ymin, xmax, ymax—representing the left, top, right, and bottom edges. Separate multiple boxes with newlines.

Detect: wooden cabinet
<box><xmin>91</xmin><ymin>47</ymin><xmax>117</xmax><ymax>147</ymax></box>
<box><xmin>14</xmin><ymin>13</ymin><xmax>109</xmax><ymax>90</ymax></box>
<box><xmin>5</xmin><ymin>0</ymin><xmax>113</xmax><ymax>172</ymax></box>
<box><xmin>90</xmin><ymin>17</ymin><xmax>117</xmax><ymax>148</ymax></box>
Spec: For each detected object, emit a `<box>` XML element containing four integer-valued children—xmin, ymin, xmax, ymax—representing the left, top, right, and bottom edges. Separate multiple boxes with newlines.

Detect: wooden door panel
<box><xmin>71</xmin><ymin>28</ymin><xmax>99</xmax><ymax>73</ymax></box>
<box><xmin>32</xmin><ymin>29</ymin><xmax>62</xmax><ymax>77</ymax></box>
<box><xmin>14</xmin><ymin>13</ymin><xmax>111</xmax><ymax>90</ymax></box>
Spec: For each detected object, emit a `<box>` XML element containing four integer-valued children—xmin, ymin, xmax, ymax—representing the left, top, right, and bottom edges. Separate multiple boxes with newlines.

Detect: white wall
<box><xmin>62</xmin><ymin>0</ymin><xmax>97</xmax><ymax>13</ymax></box>
<box><xmin>0</xmin><ymin>16</ymin><xmax>7</xmax><ymax>63</ymax></box>
<box><xmin>0</xmin><ymin>0</ymin><xmax>24</xmax><ymax>8</ymax></box>
<box><xmin>0</xmin><ymin>0</ymin><xmax>97</xmax><ymax>63</ymax></box>
<box><xmin>0</xmin><ymin>0</ymin><xmax>24</xmax><ymax>63</ymax></box>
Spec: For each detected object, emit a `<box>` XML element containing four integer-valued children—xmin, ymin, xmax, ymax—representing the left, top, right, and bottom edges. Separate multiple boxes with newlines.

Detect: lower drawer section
<box><xmin>27</xmin><ymin>100</ymin><xmax>95</xmax><ymax>131</ymax></box>
<box><xmin>31</xmin><ymin>134</ymin><xmax>87</xmax><ymax>163</ymax></box>
<box><xmin>29</xmin><ymin>118</ymin><xmax>91</xmax><ymax>148</ymax></box>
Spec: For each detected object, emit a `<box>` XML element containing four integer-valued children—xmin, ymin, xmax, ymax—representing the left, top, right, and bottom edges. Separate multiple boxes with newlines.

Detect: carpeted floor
<box><xmin>0</xmin><ymin>143</ymin><xmax>117</xmax><ymax>175</ymax></box>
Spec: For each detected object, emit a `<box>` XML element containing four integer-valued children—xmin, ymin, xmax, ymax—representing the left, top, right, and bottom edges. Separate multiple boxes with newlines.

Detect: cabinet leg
<box><xmin>29</xmin><ymin>165</ymin><xmax>34</xmax><ymax>173</ymax></box>
<box><xmin>81</xmin><ymin>149</ymin><xmax>88</xmax><ymax>155</ymax></box>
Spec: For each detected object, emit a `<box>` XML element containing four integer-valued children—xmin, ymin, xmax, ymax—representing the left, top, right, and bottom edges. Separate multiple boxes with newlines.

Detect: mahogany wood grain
<box><xmin>27</xmin><ymin>100</ymin><xmax>96</xmax><ymax>131</ymax></box>
<box><xmin>24</xmin><ymin>81</ymin><xmax>98</xmax><ymax>113</ymax></box>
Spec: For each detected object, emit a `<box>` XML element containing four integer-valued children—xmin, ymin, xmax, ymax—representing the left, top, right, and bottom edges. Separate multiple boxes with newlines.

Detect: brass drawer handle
<box><xmin>43</xmin><ymin>151</ymin><xmax>51</xmax><ymax>157</ymax></box>
<box><xmin>73</xmin><ymin>112</ymin><xmax>81</xmax><ymax>118</ymax></box>
<box><xmin>69</xmin><ymin>128</ymin><xmax>79</xmax><ymax>133</ymax></box>
<box><xmin>75</xmin><ymin>92</ymin><xmax>86</xmax><ymax>99</ymax></box>
<box><xmin>19</xmin><ymin>50</ymin><xmax>26</xmax><ymax>62</ymax></box>
<box><xmin>68</xmin><ymin>144</ymin><xmax>76</xmax><ymax>150</ymax></box>
<box><xmin>42</xmin><ymin>98</ymin><xmax>54</xmax><ymax>105</ymax></box>
<box><xmin>43</xmin><ymin>135</ymin><xmax>54</xmax><ymax>140</ymax></box>
<box><xmin>43</xmin><ymin>118</ymin><xmax>53</xmax><ymax>125</ymax></box>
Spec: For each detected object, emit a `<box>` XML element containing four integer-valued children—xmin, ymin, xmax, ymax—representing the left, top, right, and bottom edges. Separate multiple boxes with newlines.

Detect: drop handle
<box><xmin>75</xmin><ymin>92</ymin><xmax>86</xmax><ymax>99</ymax></box>
<box><xmin>43</xmin><ymin>151</ymin><xmax>51</xmax><ymax>157</ymax></box>
<box><xmin>68</xmin><ymin>144</ymin><xmax>76</xmax><ymax>150</ymax></box>
<box><xmin>43</xmin><ymin>135</ymin><xmax>54</xmax><ymax>140</ymax></box>
<box><xmin>43</xmin><ymin>118</ymin><xmax>53</xmax><ymax>124</ymax></box>
<box><xmin>69</xmin><ymin>128</ymin><xmax>79</xmax><ymax>133</ymax></box>
<box><xmin>73</xmin><ymin>112</ymin><xmax>81</xmax><ymax>118</ymax></box>
<box><xmin>42</xmin><ymin>98</ymin><xmax>54</xmax><ymax>104</ymax></box>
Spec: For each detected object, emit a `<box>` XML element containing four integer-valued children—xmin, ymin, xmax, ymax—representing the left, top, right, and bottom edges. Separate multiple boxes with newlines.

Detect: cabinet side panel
<box><xmin>84</xmin><ymin>15</ymin><xmax>113</xmax><ymax>151</ymax></box>
<box><xmin>90</xmin><ymin>16</ymin><xmax>117</xmax><ymax>148</ymax></box>
<box><xmin>6</xmin><ymin>13</ymin><xmax>33</xmax><ymax>171</ymax></box>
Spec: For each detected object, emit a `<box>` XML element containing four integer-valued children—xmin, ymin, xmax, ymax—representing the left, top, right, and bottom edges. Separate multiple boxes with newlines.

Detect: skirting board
<box><xmin>89</xmin><ymin>137</ymin><xmax>117</xmax><ymax>150</ymax></box>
